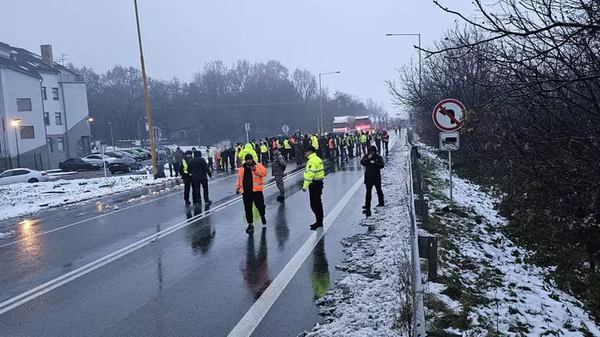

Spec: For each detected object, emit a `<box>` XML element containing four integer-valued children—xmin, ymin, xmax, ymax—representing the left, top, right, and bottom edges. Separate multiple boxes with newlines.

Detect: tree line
<box><xmin>74</xmin><ymin>60</ymin><xmax>386</xmax><ymax>146</ymax></box>
<box><xmin>389</xmin><ymin>0</ymin><xmax>600</xmax><ymax>319</ymax></box>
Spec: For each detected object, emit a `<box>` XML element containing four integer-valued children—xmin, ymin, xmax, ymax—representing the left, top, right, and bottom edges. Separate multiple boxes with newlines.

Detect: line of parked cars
<box><xmin>59</xmin><ymin>148</ymin><xmax>152</xmax><ymax>174</ymax></box>
<box><xmin>0</xmin><ymin>148</ymin><xmax>155</xmax><ymax>185</ymax></box>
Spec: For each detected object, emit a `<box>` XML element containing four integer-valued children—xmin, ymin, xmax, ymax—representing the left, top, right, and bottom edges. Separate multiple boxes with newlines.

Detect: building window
<box><xmin>42</xmin><ymin>87</ymin><xmax>47</xmax><ymax>100</ymax></box>
<box><xmin>57</xmin><ymin>137</ymin><xmax>64</xmax><ymax>151</ymax></box>
<box><xmin>55</xmin><ymin>112</ymin><xmax>62</xmax><ymax>125</ymax></box>
<box><xmin>44</xmin><ymin>112</ymin><xmax>50</xmax><ymax>125</ymax></box>
<box><xmin>16</xmin><ymin>98</ymin><xmax>32</xmax><ymax>111</ymax></box>
<box><xmin>20</xmin><ymin>126</ymin><xmax>35</xmax><ymax>139</ymax></box>
<box><xmin>47</xmin><ymin>138</ymin><xmax>53</xmax><ymax>153</ymax></box>
<box><xmin>52</xmin><ymin>87</ymin><xmax>59</xmax><ymax>100</ymax></box>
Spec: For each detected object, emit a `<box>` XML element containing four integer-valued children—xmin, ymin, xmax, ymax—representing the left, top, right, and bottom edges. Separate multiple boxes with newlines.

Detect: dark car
<box><xmin>108</xmin><ymin>161</ymin><xmax>142</xmax><ymax>174</ymax></box>
<box><xmin>59</xmin><ymin>158</ymin><xmax>99</xmax><ymax>171</ymax></box>
<box><xmin>108</xmin><ymin>162</ymin><xmax>131</xmax><ymax>174</ymax></box>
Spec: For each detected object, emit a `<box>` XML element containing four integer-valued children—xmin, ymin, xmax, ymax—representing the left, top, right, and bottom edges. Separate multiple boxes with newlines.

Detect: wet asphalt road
<box><xmin>0</xmin><ymin>145</ymin><xmax>399</xmax><ymax>337</ymax></box>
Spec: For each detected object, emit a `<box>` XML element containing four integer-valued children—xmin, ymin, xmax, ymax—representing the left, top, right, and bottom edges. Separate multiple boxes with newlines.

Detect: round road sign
<box><xmin>282</xmin><ymin>124</ymin><xmax>290</xmax><ymax>134</ymax></box>
<box><xmin>432</xmin><ymin>99</ymin><xmax>465</xmax><ymax>132</ymax></box>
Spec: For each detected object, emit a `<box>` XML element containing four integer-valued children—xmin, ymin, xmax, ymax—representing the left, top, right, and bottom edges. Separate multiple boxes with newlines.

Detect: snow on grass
<box><xmin>419</xmin><ymin>147</ymin><xmax>600</xmax><ymax>336</ymax></box>
<box><xmin>0</xmin><ymin>229</ymin><xmax>16</xmax><ymax>239</ymax></box>
<box><xmin>0</xmin><ymin>175</ymin><xmax>176</xmax><ymax>221</ymax></box>
<box><xmin>302</xmin><ymin>146</ymin><xmax>412</xmax><ymax>337</ymax></box>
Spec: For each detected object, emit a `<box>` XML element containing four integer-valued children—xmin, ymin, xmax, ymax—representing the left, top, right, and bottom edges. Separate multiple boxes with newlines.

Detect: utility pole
<box><xmin>134</xmin><ymin>0</ymin><xmax>159</xmax><ymax>178</ymax></box>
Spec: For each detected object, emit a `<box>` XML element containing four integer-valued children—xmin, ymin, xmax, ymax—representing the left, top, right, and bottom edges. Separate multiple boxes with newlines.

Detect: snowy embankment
<box><xmin>419</xmin><ymin>147</ymin><xmax>600</xmax><ymax>335</ymax></box>
<box><xmin>303</xmin><ymin>147</ymin><xmax>412</xmax><ymax>337</ymax></box>
<box><xmin>0</xmin><ymin>175</ymin><xmax>176</xmax><ymax>222</ymax></box>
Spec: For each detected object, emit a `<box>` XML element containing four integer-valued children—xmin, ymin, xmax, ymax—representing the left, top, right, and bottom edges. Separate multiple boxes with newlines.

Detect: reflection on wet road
<box><xmin>243</xmin><ymin>230</ymin><xmax>272</xmax><ymax>300</ymax></box>
<box><xmin>311</xmin><ymin>237</ymin><xmax>330</xmax><ymax>300</ymax></box>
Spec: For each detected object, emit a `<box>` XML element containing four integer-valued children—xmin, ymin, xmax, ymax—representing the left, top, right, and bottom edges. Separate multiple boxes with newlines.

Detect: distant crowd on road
<box><xmin>166</xmin><ymin>126</ymin><xmax>399</xmax><ymax>234</ymax></box>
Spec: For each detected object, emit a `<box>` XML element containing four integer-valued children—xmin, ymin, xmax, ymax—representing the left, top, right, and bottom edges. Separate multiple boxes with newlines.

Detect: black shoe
<box><xmin>261</xmin><ymin>215</ymin><xmax>267</xmax><ymax>225</ymax></box>
<box><xmin>310</xmin><ymin>222</ymin><xmax>323</xmax><ymax>230</ymax></box>
<box><xmin>376</xmin><ymin>203</ymin><xmax>385</xmax><ymax>207</ymax></box>
<box><xmin>362</xmin><ymin>205</ymin><xmax>367</xmax><ymax>209</ymax></box>
<box><xmin>363</xmin><ymin>209</ymin><xmax>372</xmax><ymax>217</ymax></box>
<box><xmin>246</xmin><ymin>224</ymin><xmax>254</xmax><ymax>234</ymax></box>
<box><xmin>206</xmin><ymin>200</ymin><xmax>213</xmax><ymax>205</ymax></box>
<box><xmin>185</xmin><ymin>201</ymin><xmax>191</xmax><ymax>206</ymax></box>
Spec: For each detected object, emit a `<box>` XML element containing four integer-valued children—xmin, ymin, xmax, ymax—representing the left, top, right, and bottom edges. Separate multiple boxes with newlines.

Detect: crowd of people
<box><xmin>166</xmin><ymin>126</ymin><xmax>399</xmax><ymax>234</ymax></box>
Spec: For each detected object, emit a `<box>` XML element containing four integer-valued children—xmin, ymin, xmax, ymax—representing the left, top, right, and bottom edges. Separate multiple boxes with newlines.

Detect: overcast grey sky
<box><xmin>1</xmin><ymin>0</ymin><xmax>474</xmax><ymax>117</ymax></box>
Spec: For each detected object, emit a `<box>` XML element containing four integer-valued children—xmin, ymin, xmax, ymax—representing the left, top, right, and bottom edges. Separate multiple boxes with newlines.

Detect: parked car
<box><xmin>81</xmin><ymin>154</ymin><xmax>116</xmax><ymax>167</ymax></box>
<box><xmin>59</xmin><ymin>158</ymin><xmax>100</xmax><ymax>171</ymax></box>
<box><xmin>133</xmin><ymin>148</ymin><xmax>152</xmax><ymax>159</ymax></box>
<box><xmin>116</xmin><ymin>149</ymin><xmax>145</xmax><ymax>161</ymax></box>
<box><xmin>108</xmin><ymin>162</ymin><xmax>133</xmax><ymax>174</ymax></box>
<box><xmin>105</xmin><ymin>151</ymin><xmax>136</xmax><ymax>165</ymax></box>
<box><xmin>0</xmin><ymin>168</ymin><xmax>49</xmax><ymax>185</ymax></box>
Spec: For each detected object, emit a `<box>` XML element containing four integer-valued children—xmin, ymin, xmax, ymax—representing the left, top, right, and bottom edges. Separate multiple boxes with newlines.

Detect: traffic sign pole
<box><xmin>433</xmin><ymin>99</ymin><xmax>465</xmax><ymax>206</ymax></box>
<box><xmin>449</xmin><ymin>149</ymin><xmax>453</xmax><ymax>205</ymax></box>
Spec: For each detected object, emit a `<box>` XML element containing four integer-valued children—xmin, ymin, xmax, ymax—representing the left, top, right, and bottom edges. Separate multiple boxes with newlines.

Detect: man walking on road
<box><xmin>360</xmin><ymin>145</ymin><xmax>385</xmax><ymax>217</ymax></box>
<box><xmin>272</xmin><ymin>148</ymin><xmax>287</xmax><ymax>202</ymax></box>
<box><xmin>236</xmin><ymin>154</ymin><xmax>268</xmax><ymax>234</ymax></box>
<box><xmin>190</xmin><ymin>151</ymin><xmax>213</xmax><ymax>205</ymax></box>
<box><xmin>375</xmin><ymin>131</ymin><xmax>383</xmax><ymax>155</ymax></box>
<box><xmin>180</xmin><ymin>150</ymin><xmax>193</xmax><ymax>206</ymax></box>
<box><xmin>382</xmin><ymin>130</ymin><xmax>390</xmax><ymax>156</ymax></box>
<box><xmin>303</xmin><ymin>146</ymin><xmax>325</xmax><ymax>230</ymax></box>
<box><xmin>206</xmin><ymin>146</ymin><xmax>214</xmax><ymax>172</ymax></box>
<box><xmin>173</xmin><ymin>147</ymin><xmax>184</xmax><ymax>177</ymax></box>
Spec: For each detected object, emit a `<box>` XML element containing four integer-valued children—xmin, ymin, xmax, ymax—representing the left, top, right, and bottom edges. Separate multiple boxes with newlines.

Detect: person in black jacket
<box><xmin>174</xmin><ymin>147</ymin><xmax>184</xmax><ymax>177</ymax></box>
<box><xmin>189</xmin><ymin>151</ymin><xmax>213</xmax><ymax>205</ymax></box>
<box><xmin>360</xmin><ymin>145</ymin><xmax>385</xmax><ymax>217</ymax></box>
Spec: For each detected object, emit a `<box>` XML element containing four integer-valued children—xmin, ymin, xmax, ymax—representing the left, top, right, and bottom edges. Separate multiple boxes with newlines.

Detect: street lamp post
<box><xmin>385</xmin><ymin>33</ymin><xmax>422</xmax><ymax>94</ymax></box>
<box><xmin>137</xmin><ymin>116</ymin><xmax>146</xmax><ymax>147</ymax></box>
<box><xmin>108</xmin><ymin>121</ymin><xmax>114</xmax><ymax>147</ymax></box>
<box><xmin>87</xmin><ymin>117</ymin><xmax>94</xmax><ymax>153</ymax></box>
<box><xmin>11</xmin><ymin>118</ymin><xmax>21</xmax><ymax>167</ymax></box>
<box><xmin>318</xmin><ymin>71</ymin><xmax>341</xmax><ymax>134</ymax></box>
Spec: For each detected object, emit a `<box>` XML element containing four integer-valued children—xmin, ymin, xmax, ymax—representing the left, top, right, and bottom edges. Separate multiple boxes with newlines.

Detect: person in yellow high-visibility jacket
<box><xmin>259</xmin><ymin>142</ymin><xmax>269</xmax><ymax>164</ymax></box>
<box><xmin>303</xmin><ymin>146</ymin><xmax>325</xmax><ymax>230</ymax></box>
<box><xmin>179</xmin><ymin>150</ymin><xmax>193</xmax><ymax>206</ymax></box>
<box><xmin>283</xmin><ymin>138</ymin><xmax>292</xmax><ymax>161</ymax></box>
<box><xmin>238</xmin><ymin>143</ymin><xmax>259</xmax><ymax>165</ymax></box>
<box><xmin>310</xmin><ymin>134</ymin><xmax>319</xmax><ymax>150</ymax></box>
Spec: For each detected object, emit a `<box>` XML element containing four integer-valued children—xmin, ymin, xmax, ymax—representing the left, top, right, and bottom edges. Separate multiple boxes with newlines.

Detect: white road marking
<box><xmin>227</xmin><ymin>176</ymin><xmax>364</xmax><ymax>337</ymax></box>
<box><xmin>0</xmin><ymin>173</ymin><xmax>235</xmax><ymax>249</ymax></box>
<box><xmin>0</xmin><ymin>169</ymin><xmax>304</xmax><ymax>316</ymax></box>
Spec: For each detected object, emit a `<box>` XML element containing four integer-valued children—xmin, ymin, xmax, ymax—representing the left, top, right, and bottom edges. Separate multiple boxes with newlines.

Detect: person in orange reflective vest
<box><xmin>236</xmin><ymin>153</ymin><xmax>268</xmax><ymax>234</ymax></box>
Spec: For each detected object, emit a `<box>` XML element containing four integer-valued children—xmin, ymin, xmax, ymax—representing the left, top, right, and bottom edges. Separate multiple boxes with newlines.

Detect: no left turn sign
<box><xmin>432</xmin><ymin>98</ymin><xmax>465</xmax><ymax>132</ymax></box>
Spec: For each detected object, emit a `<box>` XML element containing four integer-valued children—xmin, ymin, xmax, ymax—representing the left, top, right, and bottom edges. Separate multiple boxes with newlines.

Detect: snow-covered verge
<box><xmin>419</xmin><ymin>147</ymin><xmax>600</xmax><ymax>336</ymax></box>
<box><xmin>302</xmin><ymin>147</ymin><xmax>412</xmax><ymax>337</ymax></box>
<box><xmin>0</xmin><ymin>175</ymin><xmax>176</xmax><ymax>221</ymax></box>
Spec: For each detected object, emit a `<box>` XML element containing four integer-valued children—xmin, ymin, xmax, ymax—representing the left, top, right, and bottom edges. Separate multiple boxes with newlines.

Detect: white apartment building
<box><xmin>0</xmin><ymin>42</ymin><xmax>91</xmax><ymax>170</ymax></box>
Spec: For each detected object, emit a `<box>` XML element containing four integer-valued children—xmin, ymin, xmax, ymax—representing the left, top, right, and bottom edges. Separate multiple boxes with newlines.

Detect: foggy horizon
<box><xmin>0</xmin><ymin>0</ymin><xmax>473</xmax><ymax>117</ymax></box>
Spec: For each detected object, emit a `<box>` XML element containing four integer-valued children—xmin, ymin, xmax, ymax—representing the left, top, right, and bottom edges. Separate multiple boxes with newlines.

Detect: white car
<box><xmin>0</xmin><ymin>168</ymin><xmax>49</xmax><ymax>185</ymax></box>
<box><xmin>81</xmin><ymin>154</ymin><xmax>116</xmax><ymax>167</ymax></box>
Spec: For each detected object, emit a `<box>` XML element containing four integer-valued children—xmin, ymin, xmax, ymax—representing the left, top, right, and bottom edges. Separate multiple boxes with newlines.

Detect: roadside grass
<box><xmin>417</xmin><ymin>152</ymin><xmax>599</xmax><ymax>336</ymax></box>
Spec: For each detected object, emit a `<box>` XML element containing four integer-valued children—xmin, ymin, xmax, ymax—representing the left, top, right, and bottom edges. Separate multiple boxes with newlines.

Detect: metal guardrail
<box><xmin>405</xmin><ymin>129</ymin><xmax>427</xmax><ymax>337</ymax></box>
